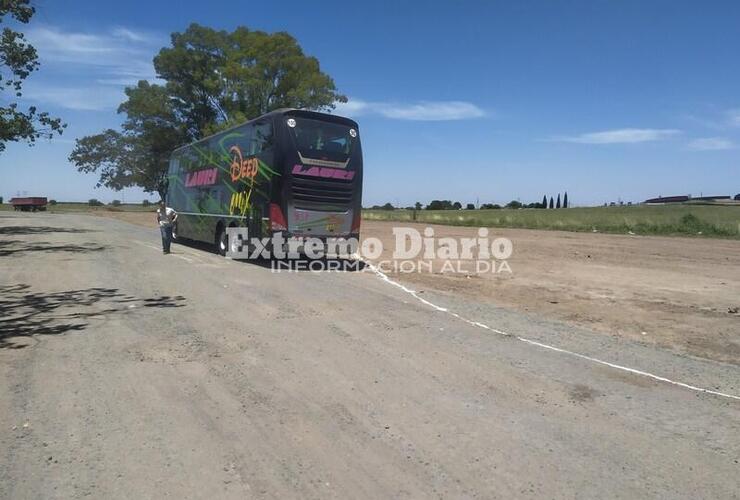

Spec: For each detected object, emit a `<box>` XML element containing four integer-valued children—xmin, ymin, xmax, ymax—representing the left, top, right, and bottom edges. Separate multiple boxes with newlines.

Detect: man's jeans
<box><xmin>160</xmin><ymin>224</ymin><xmax>173</xmax><ymax>253</ymax></box>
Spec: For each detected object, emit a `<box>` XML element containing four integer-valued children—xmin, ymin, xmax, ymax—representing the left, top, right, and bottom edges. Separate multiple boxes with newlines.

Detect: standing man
<box><xmin>156</xmin><ymin>201</ymin><xmax>177</xmax><ymax>254</ymax></box>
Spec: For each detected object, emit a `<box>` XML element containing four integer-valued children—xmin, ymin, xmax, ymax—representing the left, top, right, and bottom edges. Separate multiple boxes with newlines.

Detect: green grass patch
<box><xmin>48</xmin><ymin>203</ymin><xmax>156</xmax><ymax>213</ymax></box>
<box><xmin>363</xmin><ymin>205</ymin><xmax>740</xmax><ymax>239</ymax></box>
<box><xmin>0</xmin><ymin>203</ymin><xmax>155</xmax><ymax>213</ymax></box>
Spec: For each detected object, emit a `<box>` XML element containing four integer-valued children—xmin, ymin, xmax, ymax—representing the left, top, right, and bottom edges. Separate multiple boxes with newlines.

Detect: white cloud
<box><xmin>334</xmin><ymin>98</ymin><xmax>486</xmax><ymax>121</ymax></box>
<box><xmin>111</xmin><ymin>27</ymin><xmax>158</xmax><ymax>44</ymax></box>
<box><xmin>21</xmin><ymin>84</ymin><xmax>127</xmax><ymax>111</ymax></box>
<box><xmin>334</xmin><ymin>99</ymin><xmax>372</xmax><ymax>116</ymax></box>
<box><xmin>553</xmin><ymin>128</ymin><xmax>681</xmax><ymax>144</ymax></box>
<box><xmin>727</xmin><ymin>109</ymin><xmax>740</xmax><ymax>127</ymax></box>
<box><xmin>19</xmin><ymin>26</ymin><xmax>165</xmax><ymax>111</ymax></box>
<box><xmin>380</xmin><ymin>101</ymin><xmax>486</xmax><ymax>120</ymax></box>
<box><xmin>687</xmin><ymin>137</ymin><xmax>735</xmax><ymax>151</ymax></box>
<box><xmin>27</xmin><ymin>26</ymin><xmax>159</xmax><ymax>70</ymax></box>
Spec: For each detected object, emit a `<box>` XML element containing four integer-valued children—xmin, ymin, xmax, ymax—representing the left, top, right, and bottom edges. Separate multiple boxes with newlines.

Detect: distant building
<box><xmin>644</xmin><ymin>194</ymin><xmax>732</xmax><ymax>204</ymax></box>
<box><xmin>692</xmin><ymin>195</ymin><xmax>730</xmax><ymax>202</ymax></box>
<box><xmin>644</xmin><ymin>195</ymin><xmax>690</xmax><ymax>204</ymax></box>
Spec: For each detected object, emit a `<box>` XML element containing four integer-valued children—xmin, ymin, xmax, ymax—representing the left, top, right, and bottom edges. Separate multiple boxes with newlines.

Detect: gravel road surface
<box><xmin>1</xmin><ymin>212</ymin><xmax>738</xmax><ymax>499</ymax></box>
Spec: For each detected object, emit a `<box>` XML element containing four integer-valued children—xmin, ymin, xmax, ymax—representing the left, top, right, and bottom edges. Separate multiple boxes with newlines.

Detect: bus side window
<box><xmin>236</xmin><ymin>124</ymin><xmax>254</xmax><ymax>156</ymax></box>
<box><xmin>253</xmin><ymin>121</ymin><xmax>273</xmax><ymax>154</ymax></box>
<box><xmin>183</xmin><ymin>149</ymin><xmax>198</xmax><ymax>172</ymax></box>
<box><xmin>168</xmin><ymin>153</ymin><xmax>180</xmax><ymax>175</ymax></box>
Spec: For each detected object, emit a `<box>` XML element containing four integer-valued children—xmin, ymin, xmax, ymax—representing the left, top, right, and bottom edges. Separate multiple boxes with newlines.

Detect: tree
<box><xmin>70</xmin><ymin>23</ymin><xmax>345</xmax><ymax>198</ymax></box>
<box><xmin>563</xmin><ymin>191</ymin><xmax>569</xmax><ymax>208</ymax></box>
<box><xmin>549</xmin><ymin>196</ymin><xmax>554</xmax><ymax>209</ymax></box>
<box><xmin>414</xmin><ymin>201</ymin><xmax>422</xmax><ymax>210</ymax></box>
<box><xmin>0</xmin><ymin>196</ymin><xmax>3</xmax><ymax>204</ymax></box>
<box><xmin>480</xmin><ymin>203</ymin><xmax>501</xmax><ymax>209</ymax></box>
<box><xmin>465</xmin><ymin>203</ymin><xmax>475</xmax><ymax>210</ymax></box>
<box><xmin>153</xmin><ymin>24</ymin><xmax>347</xmax><ymax>136</ymax></box>
<box><xmin>380</xmin><ymin>202</ymin><xmax>394</xmax><ymax>210</ymax></box>
<box><xmin>49</xmin><ymin>199</ymin><xmax>56</xmax><ymax>205</ymax></box>
<box><xmin>111</xmin><ymin>199</ymin><xmax>122</xmax><ymax>206</ymax></box>
<box><xmin>70</xmin><ymin>82</ymin><xmax>189</xmax><ymax>200</ymax></box>
<box><xmin>452</xmin><ymin>201</ymin><xmax>462</xmax><ymax>210</ymax></box>
<box><xmin>426</xmin><ymin>200</ymin><xmax>455</xmax><ymax>210</ymax></box>
<box><xmin>556</xmin><ymin>193</ymin><xmax>561</xmax><ymax>209</ymax></box>
<box><xmin>505</xmin><ymin>200</ymin><xmax>523</xmax><ymax>209</ymax></box>
<box><xmin>88</xmin><ymin>199</ymin><xmax>103</xmax><ymax>206</ymax></box>
<box><xmin>0</xmin><ymin>0</ymin><xmax>66</xmax><ymax>152</ymax></box>
<box><xmin>542</xmin><ymin>195</ymin><xmax>547</xmax><ymax>208</ymax></box>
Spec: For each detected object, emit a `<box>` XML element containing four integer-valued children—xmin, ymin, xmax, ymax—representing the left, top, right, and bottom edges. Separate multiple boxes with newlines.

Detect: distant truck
<box><xmin>10</xmin><ymin>197</ymin><xmax>48</xmax><ymax>212</ymax></box>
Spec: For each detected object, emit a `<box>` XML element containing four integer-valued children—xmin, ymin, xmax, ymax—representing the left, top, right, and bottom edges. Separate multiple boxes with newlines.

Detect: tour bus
<box><xmin>166</xmin><ymin>109</ymin><xmax>363</xmax><ymax>255</ymax></box>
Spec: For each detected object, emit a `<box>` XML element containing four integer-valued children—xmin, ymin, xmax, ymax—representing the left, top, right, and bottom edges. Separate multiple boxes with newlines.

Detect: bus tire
<box><xmin>216</xmin><ymin>224</ymin><xmax>227</xmax><ymax>256</ymax></box>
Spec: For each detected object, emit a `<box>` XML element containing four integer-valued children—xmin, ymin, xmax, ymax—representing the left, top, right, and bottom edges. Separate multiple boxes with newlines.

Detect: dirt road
<box><xmin>94</xmin><ymin>211</ymin><xmax>740</xmax><ymax>364</ymax></box>
<box><xmin>1</xmin><ymin>213</ymin><xmax>739</xmax><ymax>499</ymax></box>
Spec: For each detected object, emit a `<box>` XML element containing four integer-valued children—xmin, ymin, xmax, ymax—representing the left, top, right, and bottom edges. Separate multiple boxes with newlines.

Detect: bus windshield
<box><xmin>288</xmin><ymin>117</ymin><xmax>357</xmax><ymax>161</ymax></box>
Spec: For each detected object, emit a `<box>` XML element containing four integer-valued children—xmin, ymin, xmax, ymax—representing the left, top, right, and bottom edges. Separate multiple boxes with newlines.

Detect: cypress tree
<box><xmin>564</xmin><ymin>192</ymin><xmax>568</xmax><ymax>208</ymax></box>
<box><xmin>556</xmin><ymin>194</ymin><xmax>561</xmax><ymax>209</ymax></box>
<box><xmin>549</xmin><ymin>196</ymin><xmax>554</xmax><ymax>209</ymax></box>
<box><xmin>542</xmin><ymin>195</ymin><xmax>547</xmax><ymax>208</ymax></box>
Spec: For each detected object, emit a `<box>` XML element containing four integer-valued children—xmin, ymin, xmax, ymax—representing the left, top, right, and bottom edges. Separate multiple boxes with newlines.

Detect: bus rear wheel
<box><xmin>216</xmin><ymin>226</ymin><xmax>228</xmax><ymax>256</ymax></box>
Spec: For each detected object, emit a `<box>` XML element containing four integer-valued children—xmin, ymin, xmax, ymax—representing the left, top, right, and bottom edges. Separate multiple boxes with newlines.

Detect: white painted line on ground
<box><xmin>134</xmin><ymin>240</ymin><xmax>160</xmax><ymax>251</ymax></box>
<box><xmin>364</xmin><ymin>262</ymin><xmax>740</xmax><ymax>401</ymax></box>
<box><xmin>134</xmin><ymin>240</ymin><xmax>226</xmax><ymax>267</ymax></box>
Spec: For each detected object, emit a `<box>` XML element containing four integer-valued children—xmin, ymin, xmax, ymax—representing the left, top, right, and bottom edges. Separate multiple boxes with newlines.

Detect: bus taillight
<box><xmin>270</xmin><ymin>203</ymin><xmax>287</xmax><ymax>231</ymax></box>
<box><xmin>351</xmin><ymin>209</ymin><xmax>361</xmax><ymax>233</ymax></box>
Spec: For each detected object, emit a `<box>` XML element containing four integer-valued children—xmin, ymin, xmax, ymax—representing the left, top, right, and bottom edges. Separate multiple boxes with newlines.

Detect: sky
<box><xmin>1</xmin><ymin>0</ymin><xmax>739</xmax><ymax>207</ymax></box>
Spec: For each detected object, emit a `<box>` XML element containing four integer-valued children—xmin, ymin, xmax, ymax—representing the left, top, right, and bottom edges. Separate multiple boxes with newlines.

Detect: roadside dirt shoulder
<box><xmin>362</xmin><ymin>220</ymin><xmax>740</xmax><ymax>365</ymax></box>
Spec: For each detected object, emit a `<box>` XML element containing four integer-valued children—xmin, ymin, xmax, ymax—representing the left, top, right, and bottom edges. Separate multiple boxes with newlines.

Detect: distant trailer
<box><xmin>10</xmin><ymin>197</ymin><xmax>48</xmax><ymax>212</ymax></box>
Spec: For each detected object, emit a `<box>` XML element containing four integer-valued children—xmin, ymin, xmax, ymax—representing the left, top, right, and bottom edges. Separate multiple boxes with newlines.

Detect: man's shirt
<box><xmin>157</xmin><ymin>207</ymin><xmax>177</xmax><ymax>226</ymax></box>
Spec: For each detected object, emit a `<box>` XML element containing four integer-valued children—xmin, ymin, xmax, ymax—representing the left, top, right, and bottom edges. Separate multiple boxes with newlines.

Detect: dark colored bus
<box><xmin>166</xmin><ymin>109</ymin><xmax>363</xmax><ymax>255</ymax></box>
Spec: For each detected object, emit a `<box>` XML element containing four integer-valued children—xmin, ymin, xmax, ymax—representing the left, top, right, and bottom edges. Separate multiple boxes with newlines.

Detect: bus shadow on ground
<box><xmin>172</xmin><ymin>238</ymin><xmax>366</xmax><ymax>272</ymax></box>
<box><xmin>0</xmin><ymin>226</ymin><xmax>99</xmax><ymax>235</ymax></box>
<box><xmin>247</xmin><ymin>256</ymin><xmax>367</xmax><ymax>272</ymax></box>
<box><xmin>0</xmin><ymin>240</ymin><xmax>108</xmax><ymax>257</ymax></box>
<box><xmin>0</xmin><ymin>284</ymin><xmax>186</xmax><ymax>350</ymax></box>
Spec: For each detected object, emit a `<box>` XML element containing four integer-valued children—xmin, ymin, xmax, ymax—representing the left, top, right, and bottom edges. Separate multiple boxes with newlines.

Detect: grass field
<box><xmin>0</xmin><ymin>202</ymin><xmax>155</xmax><ymax>213</ymax></box>
<box><xmin>363</xmin><ymin>204</ymin><xmax>740</xmax><ymax>238</ymax></box>
<box><xmin>3</xmin><ymin>202</ymin><xmax>738</xmax><ymax>238</ymax></box>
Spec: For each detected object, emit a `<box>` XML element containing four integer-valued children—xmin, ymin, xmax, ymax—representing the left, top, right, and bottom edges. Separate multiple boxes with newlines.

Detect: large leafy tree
<box><xmin>0</xmin><ymin>0</ymin><xmax>65</xmax><ymax>153</ymax></box>
<box><xmin>155</xmin><ymin>25</ymin><xmax>346</xmax><ymax>136</ymax></box>
<box><xmin>70</xmin><ymin>23</ymin><xmax>346</xmax><ymax>198</ymax></box>
<box><xmin>70</xmin><ymin>82</ymin><xmax>187</xmax><ymax>199</ymax></box>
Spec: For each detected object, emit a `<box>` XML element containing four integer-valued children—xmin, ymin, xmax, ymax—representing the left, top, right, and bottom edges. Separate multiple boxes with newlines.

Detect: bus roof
<box><xmin>171</xmin><ymin>108</ymin><xmax>358</xmax><ymax>154</ymax></box>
